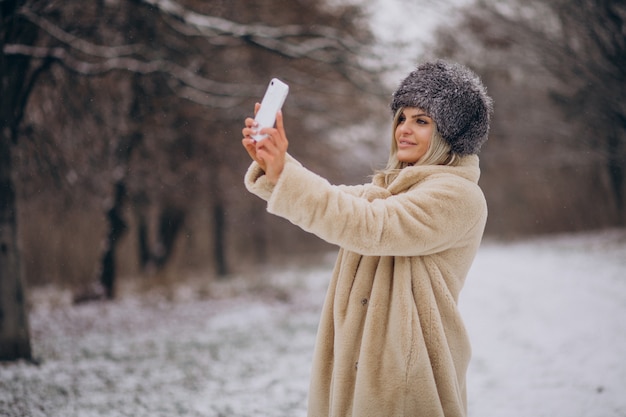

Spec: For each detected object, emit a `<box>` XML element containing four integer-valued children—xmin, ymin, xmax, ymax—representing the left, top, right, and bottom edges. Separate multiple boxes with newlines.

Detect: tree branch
<box><xmin>137</xmin><ymin>0</ymin><xmax>364</xmax><ymax>60</ymax></box>
<box><xmin>138</xmin><ymin>0</ymin><xmax>384</xmax><ymax>93</ymax></box>
<box><xmin>17</xmin><ymin>7</ymin><xmax>144</xmax><ymax>58</ymax></box>
<box><xmin>8</xmin><ymin>1</ymin><xmax>384</xmax><ymax>105</ymax></box>
<box><xmin>3</xmin><ymin>43</ymin><xmax>259</xmax><ymax>100</ymax></box>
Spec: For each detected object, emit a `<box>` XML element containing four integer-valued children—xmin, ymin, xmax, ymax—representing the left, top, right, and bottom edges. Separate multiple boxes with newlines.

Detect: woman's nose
<box><xmin>398</xmin><ymin>123</ymin><xmax>411</xmax><ymax>134</ymax></box>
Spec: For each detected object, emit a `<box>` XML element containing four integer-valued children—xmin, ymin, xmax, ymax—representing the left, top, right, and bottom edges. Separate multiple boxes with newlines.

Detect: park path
<box><xmin>1</xmin><ymin>230</ymin><xmax>625</xmax><ymax>417</ymax></box>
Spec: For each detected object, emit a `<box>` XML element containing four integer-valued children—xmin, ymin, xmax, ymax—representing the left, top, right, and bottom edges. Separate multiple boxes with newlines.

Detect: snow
<box><xmin>1</xmin><ymin>230</ymin><xmax>626</xmax><ymax>417</ymax></box>
<box><xmin>462</xmin><ymin>231</ymin><xmax>626</xmax><ymax>417</ymax></box>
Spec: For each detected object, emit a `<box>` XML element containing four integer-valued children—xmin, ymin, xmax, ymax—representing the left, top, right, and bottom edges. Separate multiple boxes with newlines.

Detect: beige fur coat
<box><xmin>244</xmin><ymin>154</ymin><xmax>487</xmax><ymax>417</ymax></box>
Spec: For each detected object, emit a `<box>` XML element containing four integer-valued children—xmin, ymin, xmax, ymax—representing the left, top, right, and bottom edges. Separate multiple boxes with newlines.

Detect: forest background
<box><xmin>1</xmin><ymin>0</ymin><xmax>624</xmax><ymax>359</ymax></box>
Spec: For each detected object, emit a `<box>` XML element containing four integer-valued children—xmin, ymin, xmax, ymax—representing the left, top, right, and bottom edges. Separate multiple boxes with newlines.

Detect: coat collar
<box><xmin>374</xmin><ymin>155</ymin><xmax>481</xmax><ymax>195</ymax></box>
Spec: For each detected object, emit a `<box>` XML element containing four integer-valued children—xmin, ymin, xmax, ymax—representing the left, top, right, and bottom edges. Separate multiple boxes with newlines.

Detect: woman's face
<box><xmin>395</xmin><ymin>107</ymin><xmax>433</xmax><ymax>164</ymax></box>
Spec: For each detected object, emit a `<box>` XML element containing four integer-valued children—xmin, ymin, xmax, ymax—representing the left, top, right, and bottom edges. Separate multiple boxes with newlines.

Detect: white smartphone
<box><xmin>252</xmin><ymin>78</ymin><xmax>289</xmax><ymax>141</ymax></box>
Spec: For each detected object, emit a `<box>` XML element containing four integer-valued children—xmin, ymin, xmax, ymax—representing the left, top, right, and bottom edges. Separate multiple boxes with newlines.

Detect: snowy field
<box><xmin>1</xmin><ymin>229</ymin><xmax>625</xmax><ymax>417</ymax></box>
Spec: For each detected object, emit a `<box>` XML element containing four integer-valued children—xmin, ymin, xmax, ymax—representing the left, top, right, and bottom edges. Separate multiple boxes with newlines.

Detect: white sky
<box><xmin>363</xmin><ymin>0</ymin><xmax>473</xmax><ymax>84</ymax></box>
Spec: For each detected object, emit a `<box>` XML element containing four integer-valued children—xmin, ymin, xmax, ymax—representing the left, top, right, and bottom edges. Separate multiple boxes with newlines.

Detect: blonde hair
<box><xmin>375</xmin><ymin>107</ymin><xmax>459</xmax><ymax>185</ymax></box>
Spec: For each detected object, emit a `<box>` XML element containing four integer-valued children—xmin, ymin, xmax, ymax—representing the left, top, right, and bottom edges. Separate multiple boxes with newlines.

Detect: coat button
<box><xmin>361</xmin><ymin>298</ymin><xmax>368</xmax><ymax>306</ymax></box>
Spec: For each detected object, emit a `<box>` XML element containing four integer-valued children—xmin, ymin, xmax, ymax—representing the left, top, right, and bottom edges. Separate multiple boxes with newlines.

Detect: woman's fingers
<box><xmin>241</xmin><ymin>104</ymin><xmax>286</xmax><ymax>185</ymax></box>
<box><xmin>255</xmin><ymin>133</ymin><xmax>277</xmax><ymax>159</ymax></box>
<box><xmin>242</xmin><ymin>138</ymin><xmax>267</xmax><ymax>171</ymax></box>
<box><xmin>255</xmin><ymin>124</ymin><xmax>286</xmax><ymax>185</ymax></box>
<box><xmin>242</xmin><ymin>105</ymin><xmax>265</xmax><ymax>169</ymax></box>
<box><xmin>242</xmin><ymin>137</ymin><xmax>257</xmax><ymax>157</ymax></box>
<box><xmin>243</xmin><ymin>116</ymin><xmax>258</xmax><ymax>136</ymax></box>
<box><xmin>275</xmin><ymin>111</ymin><xmax>285</xmax><ymax>139</ymax></box>
<box><xmin>274</xmin><ymin>110</ymin><xmax>288</xmax><ymax>152</ymax></box>
<box><xmin>259</xmin><ymin>111</ymin><xmax>286</xmax><ymax>148</ymax></box>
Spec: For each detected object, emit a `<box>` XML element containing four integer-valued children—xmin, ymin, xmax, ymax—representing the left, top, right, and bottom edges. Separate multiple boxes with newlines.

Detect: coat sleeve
<box><xmin>244</xmin><ymin>154</ymin><xmax>302</xmax><ymax>201</ymax></box>
<box><xmin>244</xmin><ymin>155</ymin><xmax>369</xmax><ymax>200</ymax></box>
<box><xmin>264</xmin><ymin>161</ymin><xmax>487</xmax><ymax>257</ymax></box>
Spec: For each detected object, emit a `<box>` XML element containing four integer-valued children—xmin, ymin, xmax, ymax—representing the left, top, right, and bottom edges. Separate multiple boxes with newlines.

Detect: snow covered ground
<box><xmin>461</xmin><ymin>230</ymin><xmax>626</xmax><ymax>417</ymax></box>
<box><xmin>1</xmin><ymin>229</ymin><xmax>625</xmax><ymax>417</ymax></box>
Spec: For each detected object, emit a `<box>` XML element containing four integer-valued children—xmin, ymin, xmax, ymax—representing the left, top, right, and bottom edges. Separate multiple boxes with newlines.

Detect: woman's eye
<box><xmin>417</xmin><ymin>119</ymin><xmax>428</xmax><ymax>125</ymax></box>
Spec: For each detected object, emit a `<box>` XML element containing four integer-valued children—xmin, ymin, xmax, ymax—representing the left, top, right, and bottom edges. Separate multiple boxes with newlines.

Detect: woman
<box><xmin>241</xmin><ymin>60</ymin><xmax>493</xmax><ymax>417</ymax></box>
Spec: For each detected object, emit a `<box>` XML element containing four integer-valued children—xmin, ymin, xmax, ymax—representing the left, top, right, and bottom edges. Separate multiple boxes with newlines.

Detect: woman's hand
<box><xmin>242</xmin><ymin>103</ymin><xmax>288</xmax><ymax>185</ymax></box>
<box><xmin>242</xmin><ymin>103</ymin><xmax>266</xmax><ymax>171</ymax></box>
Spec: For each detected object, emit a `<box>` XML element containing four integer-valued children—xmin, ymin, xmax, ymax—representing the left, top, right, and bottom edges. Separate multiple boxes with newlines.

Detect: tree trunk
<box><xmin>606</xmin><ymin>132</ymin><xmax>624</xmax><ymax>215</ymax></box>
<box><xmin>137</xmin><ymin>208</ymin><xmax>151</xmax><ymax>269</ymax></box>
<box><xmin>98</xmin><ymin>181</ymin><xmax>128</xmax><ymax>299</ymax></box>
<box><xmin>213</xmin><ymin>201</ymin><xmax>227</xmax><ymax>277</ymax></box>
<box><xmin>0</xmin><ymin>0</ymin><xmax>35</xmax><ymax>361</ymax></box>
<box><xmin>155</xmin><ymin>206</ymin><xmax>185</xmax><ymax>268</ymax></box>
<box><xmin>209</xmin><ymin>163</ymin><xmax>228</xmax><ymax>277</ymax></box>
<box><xmin>0</xmin><ymin>137</ymin><xmax>32</xmax><ymax>361</ymax></box>
<box><xmin>135</xmin><ymin>202</ymin><xmax>186</xmax><ymax>273</ymax></box>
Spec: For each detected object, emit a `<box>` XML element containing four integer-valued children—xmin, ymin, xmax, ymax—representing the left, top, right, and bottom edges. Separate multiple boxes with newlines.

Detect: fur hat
<box><xmin>390</xmin><ymin>60</ymin><xmax>493</xmax><ymax>155</ymax></box>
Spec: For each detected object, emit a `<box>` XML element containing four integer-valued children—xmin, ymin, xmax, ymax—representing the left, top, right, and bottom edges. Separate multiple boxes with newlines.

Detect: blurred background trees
<box><xmin>4</xmin><ymin>0</ymin><xmax>385</xmax><ymax>291</ymax></box>
<box><xmin>431</xmin><ymin>0</ymin><xmax>626</xmax><ymax>235</ymax></box>
<box><xmin>1</xmin><ymin>0</ymin><xmax>386</xmax><ymax>359</ymax></box>
<box><xmin>1</xmin><ymin>0</ymin><xmax>624</xmax><ymax>359</ymax></box>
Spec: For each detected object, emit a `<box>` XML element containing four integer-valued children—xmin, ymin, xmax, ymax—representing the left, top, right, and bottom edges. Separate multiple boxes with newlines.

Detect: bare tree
<box><xmin>1</xmin><ymin>0</ymin><xmax>384</xmax><ymax>357</ymax></box>
<box><xmin>432</xmin><ymin>0</ymin><xmax>626</xmax><ymax>235</ymax></box>
<box><xmin>0</xmin><ymin>0</ymin><xmax>39</xmax><ymax>361</ymax></box>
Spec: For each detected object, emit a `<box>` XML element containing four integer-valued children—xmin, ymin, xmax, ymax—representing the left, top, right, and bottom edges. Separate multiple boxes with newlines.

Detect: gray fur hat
<box><xmin>390</xmin><ymin>60</ymin><xmax>493</xmax><ymax>155</ymax></box>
